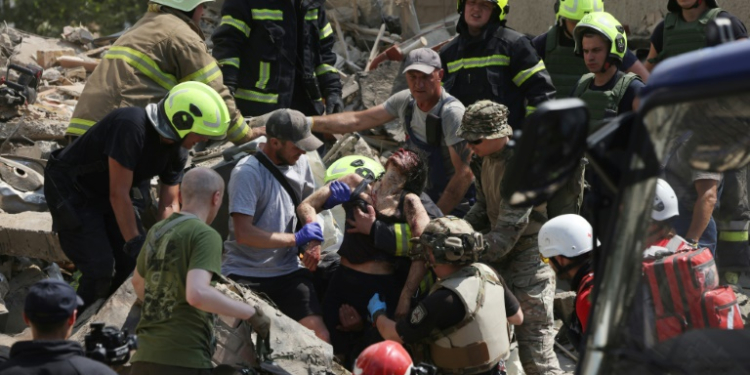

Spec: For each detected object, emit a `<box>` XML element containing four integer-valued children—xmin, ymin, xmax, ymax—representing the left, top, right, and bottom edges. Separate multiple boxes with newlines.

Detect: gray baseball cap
<box><xmin>403</xmin><ymin>48</ymin><xmax>442</xmax><ymax>75</ymax></box>
<box><xmin>266</xmin><ymin>109</ymin><xmax>323</xmax><ymax>152</ymax></box>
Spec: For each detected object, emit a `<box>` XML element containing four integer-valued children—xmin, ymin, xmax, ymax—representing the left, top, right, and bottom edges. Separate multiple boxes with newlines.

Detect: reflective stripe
<box><xmin>513</xmin><ymin>60</ymin><xmax>546</xmax><ymax>87</ymax></box>
<box><xmin>235</xmin><ymin>88</ymin><xmax>279</xmax><ymax>104</ymax></box>
<box><xmin>67</xmin><ymin>118</ymin><xmax>97</xmax><ymax>135</ymax></box>
<box><xmin>305</xmin><ymin>9</ymin><xmax>319</xmax><ymax>20</ymax></box>
<box><xmin>106</xmin><ymin>46</ymin><xmax>178</xmax><ymax>90</ymax></box>
<box><xmin>227</xmin><ymin>116</ymin><xmax>250</xmax><ymax>143</ymax></box>
<box><xmin>719</xmin><ymin>231</ymin><xmax>749</xmax><ymax>242</ymax></box>
<box><xmin>419</xmin><ymin>273</ymin><xmax>434</xmax><ymax>293</ymax></box>
<box><xmin>315</xmin><ymin>64</ymin><xmax>338</xmax><ymax>76</ymax></box>
<box><xmin>320</xmin><ymin>23</ymin><xmax>333</xmax><ymax>39</ymax></box>
<box><xmin>394</xmin><ymin>223</ymin><xmax>412</xmax><ymax>257</ymax></box>
<box><xmin>256</xmin><ymin>62</ymin><xmax>271</xmax><ymax>89</ymax></box>
<box><xmin>220</xmin><ymin>15</ymin><xmax>251</xmax><ymax>37</ymax></box>
<box><xmin>252</xmin><ymin>9</ymin><xmax>283</xmax><ymax>21</ymax></box>
<box><xmin>526</xmin><ymin>106</ymin><xmax>536</xmax><ymax>116</ymax></box>
<box><xmin>446</xmin><ymin>55</ymin><xmax>510</xmax><ymax>73</ymax></box>
<box><xmin>218</xmin><ymin>57</ymin><xmax>240</xmax><ymax>69</ymax></box>
<box><xmin>181</xmin><ymin>61</ymin><xmax>221</xmax><ymax>84</ymax></box>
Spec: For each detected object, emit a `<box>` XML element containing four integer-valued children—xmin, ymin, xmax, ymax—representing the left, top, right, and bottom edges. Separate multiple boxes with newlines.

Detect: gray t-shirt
<box><xmin>222</xmin><ymin>151</ymin><xmax>315</xmax><ymax>278</ymax></box>
<box><xmin>383</xmin><ymin>88</ymin><xmax>466</xmax><ymax>192</ymax></box>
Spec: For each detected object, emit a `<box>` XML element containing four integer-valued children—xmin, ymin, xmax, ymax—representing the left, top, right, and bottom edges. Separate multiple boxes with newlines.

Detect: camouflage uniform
<box><xmin>458</xmin><ymin>101</ymin><xmax>561</xmax><ymax>375</ymax></box>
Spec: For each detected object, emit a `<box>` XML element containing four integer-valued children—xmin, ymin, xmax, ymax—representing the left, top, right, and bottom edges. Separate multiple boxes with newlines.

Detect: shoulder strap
<box><xmin>665</xmin><ymin>12</ymin><xmax>679</xmax><ymax>29</ymax></box>
<box><xmin>147</xmin><ymin>213</ymin><xmax>201</xmax><ymax>254</ymax></box>
<box><xmin>608</xmin><ymin>72</ymin><xmax>640</xmax><ymax>112</ymax></box>
<box><xmin>254</xmin><ymin>152</ymin><xmax>303</xmax><ymax>231</ymax></box>
<box><xmin>572</xmin><ymin>73</ymin><xmax>596</xmax><ymax>98</ymax></box>
<box><xmin>703</xmin><ymin>8</ymin><xmax>723</xmax><ymax>23</ymax></box>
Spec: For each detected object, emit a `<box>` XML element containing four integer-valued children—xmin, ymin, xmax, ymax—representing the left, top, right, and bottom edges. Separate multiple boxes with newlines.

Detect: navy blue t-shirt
<box><xmin>532</xmin><ymin>28</ymin><xmax>639</xmax><ymax>71</ymax></box>
<box><xmin>59</xmin><ymin>107</ymin><xmax>187</xmax><ymax>208</ymax></box>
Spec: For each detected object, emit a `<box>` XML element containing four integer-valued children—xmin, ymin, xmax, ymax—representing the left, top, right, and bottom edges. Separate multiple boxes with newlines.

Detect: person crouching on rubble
<box><xmin>44</xmin><ymin>82</ymin><xmax>230</xmax><ymax>313</ymax></box>
<box><xmin>538</xmin><ymin>214</ymin><xmax>596</xmax><ymax>350</ymax></box>
<box><xmin>0</xmin><ymin>279</ymin><xmax>117</xmax><ymax>375</ymax></box>
<box><xmin>130</xmin><ymin>167</ymin><xmax>270</xmax><ymax>375</ymax></box>
<box><xmin>368</xmin><ymin>216</ymin><xmax>523</xmax><ymax>375</ymax></box>
<box><xmin>296</xmin><ymin>148</ymin><xmax>431</xmax><ymax>367</ymax></box>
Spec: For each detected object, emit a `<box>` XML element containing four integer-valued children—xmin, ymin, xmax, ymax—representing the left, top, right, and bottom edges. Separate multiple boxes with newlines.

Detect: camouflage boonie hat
<box><xmin>411</xmin><ymin>216</ymin><xmax>486</xmax><ymax>265</ymax></box>
<box><xmin>456</xmin><ymin>100</ymin><xmax>512</xmax><ymax>141</ymax></box>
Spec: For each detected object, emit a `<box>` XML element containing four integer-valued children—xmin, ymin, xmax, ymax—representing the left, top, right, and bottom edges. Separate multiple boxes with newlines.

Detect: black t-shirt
<box><xmin>651</xmin><ymin>11</ymin><xmax>748</xmax><ymax>52</ymax></box>
<box><xmin>572</xmin><ymin>71</ymin><xmax>646</xmax><ymax>114</ymax></box>
<box><xmin>395</xmin><ymin>284</ymin><xmax>520</xmax><ymax>344</ymax></box>
<box><xmin>59</xmin><ymin>107</ymin><xmax>187</xmax><ymax>208</ymax></box>
<box><xmin>532</xmin><ymin>28</ymin><xmax>639</xmax><ymax>71</ymax></box>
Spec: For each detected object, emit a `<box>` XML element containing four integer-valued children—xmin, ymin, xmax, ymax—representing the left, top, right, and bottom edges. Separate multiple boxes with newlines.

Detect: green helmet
<box><xmin>150</xmin><ymin>81</ymin><xmax>230</xmax><ymax>142</ymax></box>
<box><xmin>150</xmin><ymin>0</ymin><xmax>213</xmax><ymax>12</ymax></box>
<box><xmin>414</xmin><ymin>216</ymin><xmax>487</xmax><ymax>265</ymax></box>
<box><xmin>324</xmin><ymin>155</ymin><xmax>385</xmax><ymax>183</ymax></box>
<box><xmin>556</xmin><ymin>0</ymin><xmax>604</xmax><ymax>21</ymax></box>
<box><xmin>573</xmin><ymin>12</ymin><xmax>628</xmax><ymax>63</ymax></box>
<box><xmin>457</xmin><ymin>0</ymin><xmax>510</xmax><ymax>23</ymax></box>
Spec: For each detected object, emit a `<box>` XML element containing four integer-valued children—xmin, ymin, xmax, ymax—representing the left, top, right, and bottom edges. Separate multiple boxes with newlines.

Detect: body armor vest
<box><xmin>573</xmin><ymin>71</ymin><xmax>640</xmax><ymax>134</ymax></box>
<box><xmin>545</xmin><ymin>25</ymin><xmax>589</xmax><ymax>99</ymax></box>
<box><xmin>654</xmin><ymin>8</ymin><xmax>723</xmax><ymax>64</ymax></box>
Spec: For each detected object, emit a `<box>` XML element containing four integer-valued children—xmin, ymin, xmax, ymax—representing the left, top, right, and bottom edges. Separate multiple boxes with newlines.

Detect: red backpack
<box><xmin>643</xmin><ymin>236</ymin><xmax>744</xmax><ymax>342</ymax></box>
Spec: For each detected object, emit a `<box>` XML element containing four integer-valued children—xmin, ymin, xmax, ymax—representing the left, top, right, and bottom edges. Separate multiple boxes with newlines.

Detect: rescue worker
<box><xmin>43</xmin><ymin>81</ymin><xmax>229</xmax><ymax>312</ymax></box>
<box><xmin>439</xmin><ymin>0</ymin><xmax>556</xmax><ymax>130</ymax></box>
<box><xmin>531</xmin><ymin>0</ymin><xmax>650</xmax><ymax>98</ymax></box>
<box><xmin>571</xmin><ymin>12</ymin><xmax>646</xmax><ymax>133</ymax></box>
<box><xmin>67</xmin><ymin>0</ymin><xmax>260</xmax><ymax>145</ymax></box>
<box><xmin>310</xmin><ymin>48</ymin><xmax>474</xmax><ymax>217</ymax></box>
<box><xmin>368</xmin><ymin>216</ymin><xmax>523</xmax><ymax>375</ymax></box>
<box><xmin>644</xmin><ymin>0</ymin><xmax>747</xmax><ymax>71</ymax></box>
<box><xmin>211</xmin><ymin>0</ymin><xmax>343</xmax><ymax>118</ymax></box>
<box><xmin>538</xmin><ymin>214</ymin><xmax>595</xmax><ymax>350</ymax></box>
<box><xmin>458</xmin><ymin>101</ymin><xmax>562</xmax><ymax>375</ymax></box>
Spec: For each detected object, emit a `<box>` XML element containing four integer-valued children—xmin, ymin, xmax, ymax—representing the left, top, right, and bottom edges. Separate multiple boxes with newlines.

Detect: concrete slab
<box><xmin>0</xmin><ymin>212</ymin><xmax>67</xmax><ymax>262</ymax></box>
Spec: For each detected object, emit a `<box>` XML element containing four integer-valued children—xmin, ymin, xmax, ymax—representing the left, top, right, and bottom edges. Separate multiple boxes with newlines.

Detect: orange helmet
<box><xmin>354</xmin><ymin>341</ymin><xmax>413</xmax><ymax>375</ymax></box>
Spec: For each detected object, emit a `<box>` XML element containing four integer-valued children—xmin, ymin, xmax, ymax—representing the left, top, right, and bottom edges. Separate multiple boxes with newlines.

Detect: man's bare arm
<box><xmin>626</xmin><ymin>60</ymin><xmax>650</xmax><ymax>83</ymax></box>
<box><xmin>436</xmin><ymin>141</ymin><xmax>474</xmax><ymax>214</ymax></box>
<box><xmin>297</xmin><ymin>173</ymin><xmax>362</xmax><ymax>224</ymax></box>
<box><xmin>395</xmin><ymin>194</ymin><xmax>431</xmax><ymax>318</ymax></box>
<box><xmin>186</xmin><ymin>269</ymin><xmax>256</xmax><ymax>319</ymax></box>
<box><xmin>232</xmin><ymin>213</ymin><xmax>296</xmax><ymax>248</ymax></box>
<box><xmin>157</xmin><ymin>183</ymin><xmax>180</xmax><ymax>220</ymax></box>
<box><xmin>686</xmin><ymin>179</ymin><xmax>719</xmax><ymax>243</ymax></box>
<box><xmin>311</xmin><ymin>105</ymin><xmax>395</xmax><ymax>134</ymax></box>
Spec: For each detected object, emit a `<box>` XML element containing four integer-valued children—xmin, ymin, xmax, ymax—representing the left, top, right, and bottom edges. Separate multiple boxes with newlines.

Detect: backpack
<box><xmin>643</xmin><ymin>236</ymin><xmax>744</xmax><ymax>342</ymax></box>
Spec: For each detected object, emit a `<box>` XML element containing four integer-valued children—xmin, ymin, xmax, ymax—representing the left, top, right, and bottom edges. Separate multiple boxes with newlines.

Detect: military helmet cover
<box><xmin>573</xmin><ymin>11</ymin><xmax>628</xmax><ymax>62</ymax></box>
<box><xmin>413</xmin><ymin>216</ymin><xmax>487</xmax><ymax>265</ymax></box>
<box><xmin>457</xmin><ymin>100</ymin><xmax>512</xmax><ymax>141</ymax></box>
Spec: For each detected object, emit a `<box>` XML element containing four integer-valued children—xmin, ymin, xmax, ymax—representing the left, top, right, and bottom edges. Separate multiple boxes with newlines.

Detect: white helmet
<box><xmin>652</xmin><ymin>179</ymin><xmax>679</xmax><ymax>222</ymax></box>
<box><xmin>539</xmin><ymin>214</ymin><xmax>596</xmax><ymax>258</ymax></box>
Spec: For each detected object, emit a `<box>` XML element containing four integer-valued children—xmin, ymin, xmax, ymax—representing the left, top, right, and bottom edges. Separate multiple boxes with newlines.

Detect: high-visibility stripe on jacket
<box><xmin>67</xmin><ymin>8</ymin><xmax>250</xmax><ymax>143</ymax></box>
<box><xmin>212</xmin><ymin>0</ymin><xmax>341</xmax><ymax>117</ymax></box>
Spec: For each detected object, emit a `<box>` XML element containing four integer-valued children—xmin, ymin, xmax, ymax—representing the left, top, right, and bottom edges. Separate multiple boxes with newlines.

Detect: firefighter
<box><xmin>67</xmin><ymin>0</ymin><xmax>259</xmax><ymax>145</ymax></box>
<box><xmin>571</xmin><ymin>12</ymin><xmax>646</xmax><ymax>133</ymax></box>
<box><xmin>212</xmin><ymin>0</ymin><xmax>343</xmax><ymax>119</ymax></box>
<box><xmin>531</xmin><ymin>0</ymin><xmax>650</xmax><ymax>98</ymax></box>
<box><xmin>439</xmin><ymin>0</ymin><xmax>556</xmax><ymax>130</ymax></box>
<box><xmin>43</xmin><ymin>82</ymin><xmax>229</xmax><ymax>312</ymax></box>
<box><xmin>644</xmin><ymin>0</ymin><xmax>747</xmax><ymax>71</ymax></box>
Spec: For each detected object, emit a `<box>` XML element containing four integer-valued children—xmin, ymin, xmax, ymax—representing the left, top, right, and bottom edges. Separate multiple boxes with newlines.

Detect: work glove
<box><xmin>322</xmin><ymin>181</ymin><xmax>351</xmax><ymax>210</ymax></box>
<box><xmin>325</xmin><ymin>92</ymin><xmax>344</xmax><ymax>114</ymax></box>
<box><xmin>247</xmin><ymin>304</ymin><xmax>271</xmax><ymax>339</ymax></box>
<box><xmin>123</xmin><ymin>234</ymin><xmax>146</xmax><ymax>259</ymax></box>
<box><xmin>294</xmin><ymin>222</ymin><xmax>324</xmax><ymax>247</ymax></box>
<box><xmin>367</xmin><ymin>293</ymin><xmax>387</xmax><ymax>323</ymax></box>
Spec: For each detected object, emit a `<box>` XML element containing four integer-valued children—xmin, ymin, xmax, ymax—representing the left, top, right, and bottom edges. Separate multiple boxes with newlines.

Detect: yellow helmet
<box><xmin>574</xmin><ymin>12</ymin><xmax>628</xmax><ymax>63</ymax></box>
<box><xmin>150</xmin><ymin>81</ymin><xmax>230</xmax><ymax>141</ymax></box>
<box><xmin>555</xmin><ymin>0</ymin><xmax>604</xmax><ymax>22</ymax></box>
<box><xmin>457</xmin><ymin>0</ymin><xmax>510</xmax><ymax>23</ymax></box>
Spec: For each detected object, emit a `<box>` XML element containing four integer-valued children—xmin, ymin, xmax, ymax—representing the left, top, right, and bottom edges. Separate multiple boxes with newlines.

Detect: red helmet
<box><xmin>354</xmin><ymin>341</ymin><xmax>413</xmax><ymax>375</ymax></box>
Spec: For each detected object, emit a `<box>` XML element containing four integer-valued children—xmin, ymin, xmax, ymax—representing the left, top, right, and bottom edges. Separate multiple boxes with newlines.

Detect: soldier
<box><xmin>457</xmin><ymin>101</ymin><xmax>560</xmax><ymax>375</ymax></box>
<box><xmin>368</xmin><ymin>216</ymin><xmax>522</xmax><ymax>375</ymax></box>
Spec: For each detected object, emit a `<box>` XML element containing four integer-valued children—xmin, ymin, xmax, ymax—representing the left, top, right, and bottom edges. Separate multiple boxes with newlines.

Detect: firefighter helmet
<box><xmin>556</xmin><ymin>0</ymin><xmax>604</xmax><ymax>21</ymax></box>
<box><xmin>324</xmin><ymin>155</ymin><xmax>385</xmax><ymax>183</ymax></box>
<box><xmin>354</xmin><ymin>341</ymin><xmax>413</xmax><ymax>375</ymax></box>
<box><xmin>574</xmin><ymin>12</ymin><xmax>628</xmax><ymax>63</ymax></box>
<box><xmin>149</xmin><ymin>81</ymin><xmax>230</xmax><ymax>141</ymax></box>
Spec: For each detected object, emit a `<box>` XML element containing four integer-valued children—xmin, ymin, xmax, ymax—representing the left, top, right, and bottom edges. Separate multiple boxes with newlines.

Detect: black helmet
<box><xmin>667</xmin><ymin>0</ymin><xmax>718</xmax><ymax>13</ymax></box>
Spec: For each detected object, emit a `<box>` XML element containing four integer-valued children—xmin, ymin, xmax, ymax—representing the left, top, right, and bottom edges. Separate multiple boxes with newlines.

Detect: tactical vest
<box><xmin>654</xmin><ymin>8</ymin><xmax>723</xmax><ymax>64</ymax></box>
<box><xmin>573</xmin><ymin>71</ymin><xmax>641</xmax><ymax>134</ymax></box>
<box><xmin>423</xmin><ymin>263</ymin><xmax>509</xmax><ymax>375</ymax></box>
<box><xmin>544</xmin><ymin>25</ymin><xmax>589</xmax><ymax>99</ymax></box>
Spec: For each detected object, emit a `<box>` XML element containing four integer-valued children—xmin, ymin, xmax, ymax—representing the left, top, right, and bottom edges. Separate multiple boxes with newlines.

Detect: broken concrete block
<box><xmin>64</xmin><ymin>66</ymin><xmax>87</xmax><ymax>81</ymax></box>
<box><xmin>0</xmin><ymin>212</ymin><xmax>67</xmax><ymax>263</ymax></box>
<box><xmin>36</xmin><ymin>48</ymin><xmax>75</xmax><ymax>69</ymax></box>
<box><xmin>3</xmin><ymin>265</ymin><xmax>45</xmax><ymax>334</ymax></box>
<box><xmin>554</xmin><ymin>291</ymin><xmax>577</xmax><ymax>323</ymax></box>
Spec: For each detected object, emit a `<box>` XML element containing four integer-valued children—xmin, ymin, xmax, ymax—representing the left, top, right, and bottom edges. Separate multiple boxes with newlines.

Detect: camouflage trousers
<box><xmin>491</xmin><ymin>235</ymin><xmax>562</xmax><ymax>375</ymax></box>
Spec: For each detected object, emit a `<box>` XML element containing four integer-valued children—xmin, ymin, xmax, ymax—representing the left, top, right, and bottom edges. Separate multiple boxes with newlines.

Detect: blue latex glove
<box><xmin>367</xmin><ymin>293</ymin><xmax>387</xmax><ymax>322</ymax></box>
<box><xmin>294</xmin><ymin>222</ymin><xmax>324</xmax><ymax>247</ymax></box>
<box><xmin>322</xmin><ymin>181</ymin><xmax>351</xmax><ymax>210</ymax></box>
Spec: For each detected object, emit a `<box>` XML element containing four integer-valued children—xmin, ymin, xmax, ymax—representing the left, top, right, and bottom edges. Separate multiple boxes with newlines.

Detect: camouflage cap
<box><xmin>411</xmin><ymin>216</ymin><xmax>486</xmax><ymax>265</ymax></box>
<box><xmin>456</xmin><ymin>100</ymin><xmax>512</xmax><ymax>141</ymax></box>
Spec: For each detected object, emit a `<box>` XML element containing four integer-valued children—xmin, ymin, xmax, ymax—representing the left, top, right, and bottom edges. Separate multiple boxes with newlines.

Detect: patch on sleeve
<box><xmin>410</xmin><ymin>304</ymin><xmax>427</xmax><ymax>325</ymax></box>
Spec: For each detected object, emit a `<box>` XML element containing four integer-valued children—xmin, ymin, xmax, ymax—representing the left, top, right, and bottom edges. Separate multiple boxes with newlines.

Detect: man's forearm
<box><xmin>157</xmin><ymin>183</ymin><xmax>180</xmax><ymax>220</ymax></box>
<box><xmin>436</xmin><ymin>173</ymin><xmax>472</xmax><ymax>214</ymax></box>
<box><xmin>236</xmin><ymin>228</ymin><xmax>296</xmax><ymax>249</ymax></box>
<box><xmin>686</xmin><ymin>198</ymin><xmax>715</xmax><ymax>242</ymax></box>
<box><xmin>311</xmin><ymin>112</ymin><xmax>362</xmax><ymax>134</ymax></box>
<box><xmin>297</xmin><ymin>203</ymin><xmax>319</xmax><ymax>225</ymax></box>
<box><xmin>401</xmin><ymin>260</ymin><xmax>426</xmax><ymax>303</ymax></box>
<box><xmin>111</xmin><ymin>195</ymin><xmax>140</xmax><ymax>241</ymax></box>
<box><xmin>189</xmin><ymin>284</ymin><xmax>256</xmax><ymax>320</ymax></box>
<box><xmin>374</xmin><ymin>315</ymin><xmax>403</xmax><ymax>343</ymax></box>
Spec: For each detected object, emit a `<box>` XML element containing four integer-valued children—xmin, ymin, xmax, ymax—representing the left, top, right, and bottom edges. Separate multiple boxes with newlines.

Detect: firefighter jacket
<box><xmin>67</xmin><ymin>6</ymin><xmax>250</xmax><ymax>144</ymax></box>
<box><xmin>440</xmin><ymin>21</ymin><xmax>556</xmax><ymax>129</ymax></box>
<box><xmin>212</xmin><ymin>0</ymin><xmax>341</xmax><ymax>117</ymax></box>
<box><xmin>464</xmin><ymin>147</ymin><xmax>547</xmax><ymax>262</ymax></box>
<box><xmin>423</xmin><ymin>263</ymin><xmax>510</xmax><ymax>375</ymax></box>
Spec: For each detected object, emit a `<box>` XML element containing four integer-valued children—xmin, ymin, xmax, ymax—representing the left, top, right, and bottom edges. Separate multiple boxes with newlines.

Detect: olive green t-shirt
<box><xmin>131</xmin><ymin>212</ymin><xmax>223</xmax><ymax>369</ymax></box>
